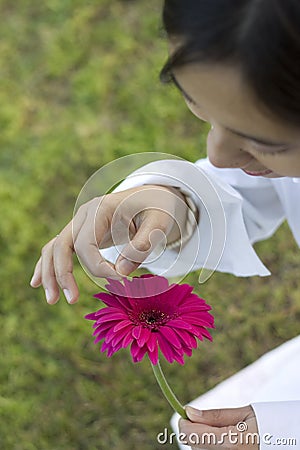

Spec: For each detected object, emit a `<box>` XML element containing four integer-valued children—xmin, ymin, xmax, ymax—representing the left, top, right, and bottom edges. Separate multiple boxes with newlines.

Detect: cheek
<box><xmin>254</xmin><ymin>153</ymin><xmax>300</xmax><ymax>177</ymax></box>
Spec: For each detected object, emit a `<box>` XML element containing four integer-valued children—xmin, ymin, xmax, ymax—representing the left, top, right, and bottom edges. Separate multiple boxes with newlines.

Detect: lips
<box><xmin>243</xmin><ymin>168</ymin><xmax>273</xmax><ymax>177</ymax></box>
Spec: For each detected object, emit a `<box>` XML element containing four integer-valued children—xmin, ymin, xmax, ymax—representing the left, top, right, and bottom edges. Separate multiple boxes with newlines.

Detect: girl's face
<box><xmin>173</xmin><ymin>63</ymin><xmax>300</xmax><ymax>178</ymax></box>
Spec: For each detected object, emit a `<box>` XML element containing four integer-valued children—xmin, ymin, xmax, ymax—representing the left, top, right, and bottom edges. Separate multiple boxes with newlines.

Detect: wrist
<box><xmin>165</xmin><ymin>188</ymin><xmax>199</xmax><ymax>249</ymax></box>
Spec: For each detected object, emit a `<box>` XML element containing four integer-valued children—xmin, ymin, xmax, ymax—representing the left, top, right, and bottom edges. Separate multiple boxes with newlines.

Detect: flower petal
<box><xmin>101</xmin><ymin>340</ymin><xmax>114</xmax><ymax>355</ymax></box>
<box><xmin>180</xmin><ymin>313</ymin><xmax>214</xmax><ymax>327</ymax></box>
<box><xmin>104</xmin><ymin>278</ymin><xmax>126</xmax><ymax>296</ymax></box>
<box><xmin>93</xmin><ymin>292</ymin><xmax>121</xmax><ymax>306</ymax></box>
<box><xmin>179</xmin><ymin>305</ymin><xmax>212</xmax><ymax>314</ymax></box>
<box><xmin>122</xmin><ymin>330</ymin><xmax>134</xmax><ymax>348</ymax></box>
<box><xmin>98</xmin><ymin>312</ymin><xmax>128</xmax><ymax>323</ymax></box>
<box><xmin>148</xmin><ymin>344</ymin><xmax>158</xmax><ymax>365</ymax></box>
<box><xmin>172</xmin><ymin>353</ymin><xmax>185</xmax><ymax>365</ymax></box>
<box><xmin>172</xmin><ymin>328</ymin><xmax>197</xmax><ymax>349</ymax></box>
<box><xmin>85</xmin><ymin>312</ymin><xmax>98</xmax><ymax>320</ymax></box>
<box><xmin>194</xmin><ymin>327</ymin><xmax>213</xmax><ymax>341</ymax></box>
<box><xmin>132</xmin><ymin>325</ymin><xmax>142</xmax><ymax>340</ymax></box>
<box><xmin>92</xmin><ymin>322</ymin><xmax>113</xmax><ymax>336</ymax></box>
<box><xmin>95</xmin><ymin>307</ymin><xmax>127</xmax><ymax>317</ymax></box>
<box><xmin>123</xmin><ymin>274</ymin><xmax>170</xmax><ymax>299</ymax></box>
<box><xmin>167</xmin><ymin>318</ymin><xmax>193</xmax><ymax>331</ymax></box>
<box><xmin>114</xmin><ymin>295</ymin><xmax>132</xmax><ymax>310</ymax></box>
<box><xmin>168</xmin><ymin>283</ymin><xmax>193</xmax><ymax>305</ymax></box>
<box><xmin>146</xmin><ymin>333</ymin><xmax>157</xmax><ymax>352</ymax></box>
<box><xmin>133</xmin><ymin>345</ymin><xmax>148</xmax><ymax>363</ymax></box>
<box><xmin>113</xmin><ymin>320</ymin><xmax>133</xmax><ymax>332</ymax></box>
<box><xmin>111</xmin><ymin>330</ymin><xmax>130</xmax><ymax>348</ymax></box>
<box><xmin>130</xmin><ymin>340</ymin><xmax>141</xmax><ymax>358</ymax></box>
<box><xmin>182</xmin><ymin>347</ymin><xmax>193</xmax><ymax>357</ymax></box>
<box><xmin>157</xmin><ymin>334</ymin><xmax>183</xmax><ymax>363</ymax></box>
<box><xmin>159</xmin><ymin>326</ymin><xmax>182</xmax><ymax>349</ymax></box>
<box><xmin>137</xmin><ymin>327</ymin><xmax>152</xmax><ymax>348</ymax></box>
<box><xmin>94</xmin><ymin>332</ymin><xmax>107</xmax><ymax>344</ymax></box>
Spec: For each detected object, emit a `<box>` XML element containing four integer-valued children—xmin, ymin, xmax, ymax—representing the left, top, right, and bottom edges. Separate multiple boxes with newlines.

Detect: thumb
<box><xmin>115</xmin><ymin>213</ymin><xmax>167</xmax><ymax>276</ymax></box>
<box><xmin>185</xmin><ymin>405</ymin><xmax>251</xmax><ymax>427</ymax></box>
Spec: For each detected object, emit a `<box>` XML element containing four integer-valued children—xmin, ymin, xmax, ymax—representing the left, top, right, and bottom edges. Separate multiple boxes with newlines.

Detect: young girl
<box><xmin>31</xmin><ymin>0</ymin><xmax>300</xmax><ymax>448</ymax></box>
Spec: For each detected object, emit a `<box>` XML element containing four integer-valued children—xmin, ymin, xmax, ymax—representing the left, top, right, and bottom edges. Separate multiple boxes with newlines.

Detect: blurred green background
<box><xmin>1</xmin><ymin>0</ymin><xmax>299</xmax><ymax>449</ymax></box>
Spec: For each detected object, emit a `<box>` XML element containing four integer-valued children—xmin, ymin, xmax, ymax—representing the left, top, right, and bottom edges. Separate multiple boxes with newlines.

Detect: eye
<box><xmin>254</xmin><ymin>148</ymin><xmax>287</xmax><ymax>156</ymax></box>
<box><xmin>250</xmin><ymin>142</ymin><xmax>290</xmax><ymax>156</ymax></box>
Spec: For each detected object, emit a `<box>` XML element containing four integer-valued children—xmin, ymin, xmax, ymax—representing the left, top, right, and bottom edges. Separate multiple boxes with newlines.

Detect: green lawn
<box><xmin>1</xmin><ymin>1</ymin><xmax>299</xmax><ymax>449</ymax></box>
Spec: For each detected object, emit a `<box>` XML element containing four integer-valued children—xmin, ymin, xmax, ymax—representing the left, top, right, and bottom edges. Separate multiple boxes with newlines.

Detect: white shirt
<box><xmin>101</xmin><ymin>157</ymin><xmax>300</xmax><ymax>447</ymax></box>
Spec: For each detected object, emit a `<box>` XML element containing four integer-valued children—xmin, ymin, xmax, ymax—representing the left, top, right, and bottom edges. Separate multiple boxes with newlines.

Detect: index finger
<box><xmin>72</xmin><ymin>198</ymin><xmax>122</xmax><ymax>279</ymax></box>
<box><xmin>52</xmin><ymin>220</ymin><xmax>80</xmax><ymax>304</ymax></box>
<box><xmin>51</xmin><ymin>203</ymin><xmax>90</xmax><ymax>303</ymax></box>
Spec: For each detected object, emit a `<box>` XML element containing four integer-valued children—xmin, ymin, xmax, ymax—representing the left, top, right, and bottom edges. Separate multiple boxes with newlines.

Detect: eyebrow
<box><xmin>171</xmin><ymin>74</ymin><xmax>289</xmax><ymax>148</ymax></box>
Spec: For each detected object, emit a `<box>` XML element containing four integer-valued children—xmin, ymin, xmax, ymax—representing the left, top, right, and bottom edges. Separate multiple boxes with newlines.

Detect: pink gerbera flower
<box><xmin>85</xmin><ymin>274</ymin><xmax>214</xmax><ymax>365</ymax></box>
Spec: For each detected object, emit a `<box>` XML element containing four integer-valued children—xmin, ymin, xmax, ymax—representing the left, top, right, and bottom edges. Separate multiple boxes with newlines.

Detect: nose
<box><xmin>206</xmin><ymin>125</ymin><xmax>253</xmax><ymax>169</ymax></box>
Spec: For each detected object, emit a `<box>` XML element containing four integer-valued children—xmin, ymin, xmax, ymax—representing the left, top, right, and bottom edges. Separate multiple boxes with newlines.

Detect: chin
<box><xmin>263</xmin><ymin>172</ymin><xmax>284</xmax><ymax>178</ymax></box>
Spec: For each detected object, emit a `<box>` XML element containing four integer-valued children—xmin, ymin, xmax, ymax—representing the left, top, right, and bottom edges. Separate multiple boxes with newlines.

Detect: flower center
<box><xmin>136</xmin><ymin>309</ymin><xmax>177</xmax><ymax>330</ymax></box>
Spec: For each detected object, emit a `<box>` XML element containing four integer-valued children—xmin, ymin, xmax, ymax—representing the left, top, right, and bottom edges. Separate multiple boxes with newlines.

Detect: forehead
<box><xmin>173</xmin><ymin>63</ymin><xmax>300</xmax><ymax>143</ymax></box>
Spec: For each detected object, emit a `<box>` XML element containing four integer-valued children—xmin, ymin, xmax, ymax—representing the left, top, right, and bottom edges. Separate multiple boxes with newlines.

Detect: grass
<box><xmin>1</xmin><ymin>0</ymin><xmax>300</xmax><ymax>449</ymax></box>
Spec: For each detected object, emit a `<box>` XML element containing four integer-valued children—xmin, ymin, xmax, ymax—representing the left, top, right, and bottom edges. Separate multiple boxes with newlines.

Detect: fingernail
<box><xmin>63</xmin><ymin>289</ymin><xmax>72</xmax><ymax>303</ymax></box>
<box><xmin>186</xmin><ymin>406</ymin><xmax>203</xmax><ymax>419</ymax></box>
<box><xmin>45</xmin><ymin>289</ymin><xmax>51</xmax><ymax>303</ymax></box>
<box><xmin>30</xmin><ymin>275</ymin><xmax>37</xmax><ymax>286</ymax></box>
<box><xmin>116</xmin><ymin>259</ymin><xmax>136</xmax><ymax>275</ymax></box>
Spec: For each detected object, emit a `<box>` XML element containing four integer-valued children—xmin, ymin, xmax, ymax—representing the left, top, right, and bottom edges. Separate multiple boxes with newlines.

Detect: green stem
<box><xmin>151</xmin><ymin>359</ymin><xmax>187</xmax><ymax>419</ymax></box>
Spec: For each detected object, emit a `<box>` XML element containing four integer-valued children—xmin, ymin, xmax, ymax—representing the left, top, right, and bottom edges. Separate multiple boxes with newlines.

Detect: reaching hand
<box><xmin>30</xmin><ymin>184</ymin><xmax>188</xmax><ymax>304</ymax></box>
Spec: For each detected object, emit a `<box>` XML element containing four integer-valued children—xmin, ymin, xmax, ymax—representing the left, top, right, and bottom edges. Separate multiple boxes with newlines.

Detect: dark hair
<box><xmin>160</xmin><ymin>0</ymin><xmax>300</xmax><ymax>126</ymax></box>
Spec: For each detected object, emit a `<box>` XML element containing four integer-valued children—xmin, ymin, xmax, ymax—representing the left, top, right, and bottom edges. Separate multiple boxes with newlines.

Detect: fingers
<box><xmin>50</xmin><ymin>201</ymin><xmax>101</xmax><ymax>303</ymax></box>
<box><xmin>115</xmin><ymin>210</ymin><xmax>171</xmax><ymax>276</ymax></box>
<box><xmin>41</xmin><ymin>238</ymin><xmax>61</xmax><ymax>304</ymax></box>
<box><xmin>185</xmin><ymin>405</ymin><xmax>254</xmax><ymax>426</ymax></box>
<box><xmin>52</xmin><ymin>228</ymin><xmax>80</xmax><ymax>304</ymax></box>
<box><xmin>31</xmin><ymin>234</ymin><xmax>79</xmax><ymax>305</ymax></box>
<box><xmin>30</xmin><ymin>257</ymin><xmax>42</xmax><ymax>287</ymax></box>
<box><xmin>30</xmin><ymin>237</ymin><xmax>62</xmax><ymax>304</ymax></box>
<box><xmin>30</xmin><ymin>188</ymin><xmax>176</xmax><ymax>304</ymax></box>
<box><xmin>30</xmin><ymin>219</ymin><xmax>81</xmax><ymax>304</ymax></box>
<box><xmin>30</xmin><ymin>197</ymin><xmax>122</xmax><ymax>305</ymax></box>
<box><xmin>73</xmin><ymin>198</ymin><xmax>123</xmax><ymax>279</ymax></box>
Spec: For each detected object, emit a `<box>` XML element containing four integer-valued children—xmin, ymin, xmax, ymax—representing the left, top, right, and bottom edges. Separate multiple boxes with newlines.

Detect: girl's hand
<box><xmin>30</xmin><ymin>185</ymin><xmax>188</xmax><ymax>304</ymax></box>
<box><xmin>179</xmin><ymin>405</ymin><xmax>259</xmax><ymax>449</ymax></box>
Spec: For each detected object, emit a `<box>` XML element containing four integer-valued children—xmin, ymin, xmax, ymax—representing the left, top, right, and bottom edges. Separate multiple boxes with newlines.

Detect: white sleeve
<box><xmin>251</xmin><ymin>401</ymin><xmax>300</xmax><ymax>449</ymax></box>
<box><xmin>101</xmin><ymin>157</ymin><xmax>285</xmax><ymax>278</ymax></box>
